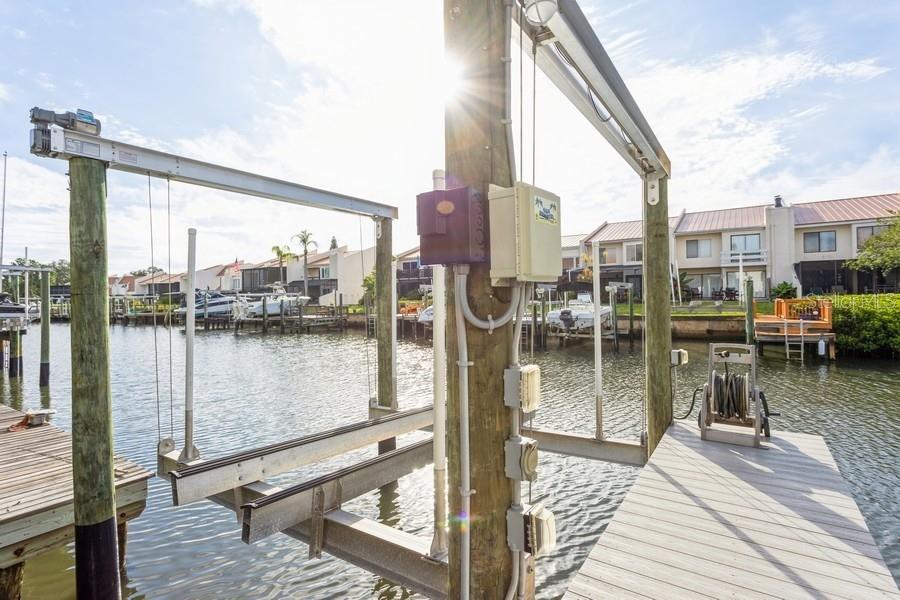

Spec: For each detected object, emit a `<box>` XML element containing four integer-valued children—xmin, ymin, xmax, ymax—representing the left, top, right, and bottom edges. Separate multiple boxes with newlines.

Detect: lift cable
<box><xmin>360</xmin><ymin>215</ymin><xmax>373</xmax><ymax>403</ymax></box>
<box><xmin>166</xmin><ymin>177</ymin><xmax>175</xmax><ymax>439</ymax></box>
<box><xmin>147</xmin><ymin>174</ymin><xmax>162</xmax><ymax>442</ymax></box>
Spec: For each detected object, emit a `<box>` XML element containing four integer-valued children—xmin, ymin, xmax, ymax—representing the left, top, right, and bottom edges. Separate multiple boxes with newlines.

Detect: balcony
<box><xmin>397</xmin><ymin>267</ymin><xmax>433</xmax><ymax>281</ymax></box>
<box><xmin>720</xmin><ymin>249</ymin><xmax>767</xmax><ymax>266</ymax></box>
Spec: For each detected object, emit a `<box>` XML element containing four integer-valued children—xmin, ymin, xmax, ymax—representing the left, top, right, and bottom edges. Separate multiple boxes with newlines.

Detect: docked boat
<box><xmin>235</xmin><ymin>286</ymin><xmax>310</xmax><ymax>318</ymax></box>
<box><xmin>418</xmin><ymin>305</ymin><xmax>434</xmax><ymax>324</ymax></box>
<box><xmin>0</xmin><ymin>293</ymin><xmax>27</xmax><ymax>321</ymax></box>
<box><xmin>546</xmin><ymin>297</ymin><xmax>610</xmax><ymax>332</ymax></box>
<box><xmin>176</xmin><ymin>290</ymin><xmax>237</xmax><ymax>317</ymax></box>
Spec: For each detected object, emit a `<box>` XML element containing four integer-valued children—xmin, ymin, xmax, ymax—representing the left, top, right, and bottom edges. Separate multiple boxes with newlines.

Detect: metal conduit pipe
<box><xmin>503</xmin><ymin>0</ymin><xmax>518</xmax><ymax>181</ymax></box>
<box><xmin>452</xmin><ymin>266</ymin><xmax>473</xmax><ymax>600</ymax></box>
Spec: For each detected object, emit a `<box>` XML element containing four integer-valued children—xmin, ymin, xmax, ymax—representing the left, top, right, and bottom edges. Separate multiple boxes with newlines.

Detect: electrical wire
<box><xmin>166</xmin><ymin>177</ymin><xmax>175</xmax><ymax>439</ymax></box>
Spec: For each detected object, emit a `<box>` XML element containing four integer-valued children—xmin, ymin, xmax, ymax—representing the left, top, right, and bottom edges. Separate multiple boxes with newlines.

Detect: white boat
<box><xmin>0</xmin><ymin>293</ymin><xmax>27</xmax><ymax>321</ymax></box>
<box><xmin>235</xmin><ymin>286</ymin><xmax>310</xmax><ymax>318</ymax></box>
<box><xmin>418</xmin><ymin>305</ymin><xmax>434</xmax><ymax>324</ymax></box>
<box><xmin>176</xmin><ymin>290</ymin><xmax>237</xmax><ymax>317</ymax></box>
<box><xmin>546</xmin><ymin>298</ymin><xmax>610</xmax><ymax>332</ymax></box>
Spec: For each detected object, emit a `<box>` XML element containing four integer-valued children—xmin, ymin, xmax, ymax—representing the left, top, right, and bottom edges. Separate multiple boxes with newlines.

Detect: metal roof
<box><xmin>793</xmin><ymin>193</ymin><xmax>900</xmax><ymax>225</ymax></box>
<box><xmin>588</xmin><ymin>218</ymin><xmax>679</xmax><ymax>243</ymax></box>
<box><xmin>561</xmin><ymin>234</ymin><xmax>586</xmax><ymax>248</ymax></box>
<box><xmin>675</xmin><ymin>205</ymin><xmax>767</xmax><ymax>234</ymax></box>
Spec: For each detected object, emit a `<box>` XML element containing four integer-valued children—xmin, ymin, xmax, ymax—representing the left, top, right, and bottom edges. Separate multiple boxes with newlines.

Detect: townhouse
<box><xmin>575</xmin><ymin>192</ymin><xmax>899</xmax><ymax>298</ymax></box>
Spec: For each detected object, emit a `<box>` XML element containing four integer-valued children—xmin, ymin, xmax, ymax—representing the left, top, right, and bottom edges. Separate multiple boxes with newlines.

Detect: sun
<box><xmin>442</xmin><ymin>54</ymin><xmax>465</xmax><ymax>103</ymax></box>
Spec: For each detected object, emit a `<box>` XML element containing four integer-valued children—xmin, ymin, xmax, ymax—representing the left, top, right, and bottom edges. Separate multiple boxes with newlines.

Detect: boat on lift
<box><xmin>546</xmin><ymin>294</ymin><xmax>610</xmax><ymax>333</ymax></box>
<box><xmin>0</xmin><ymin>293</ymin><xmax>27</xmax><ymax>321</ymax></box>
<box><xmin>176</xmin><ymin>289</ymin><xmax>237</xmax><ymax>317</ymax></box>
<box><xmin>418</xmin><ymin>305</ymin><xmax>434</xmax><ymax>324</ymax></box>
<box><xmin>236</xmin><ymin>285</ymin><xmax>310</xmax><ymax>318</ymax></box>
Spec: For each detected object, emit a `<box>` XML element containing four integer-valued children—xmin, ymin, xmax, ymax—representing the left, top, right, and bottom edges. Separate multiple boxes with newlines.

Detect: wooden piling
<box><xmin>608</xmin><ymin>287</ymin><xmax>618</xmax><ymax>353</ymax></box>
<box><xmin>69</xmin><ymin>156</ymin><xmax>121</xmax><ymax>599</ymax></box>
<box><xmin>445</xmin><ymin>0</ymin><xmax>517</xmax><ymax>594</ymax></box>
<box><xmin>643</xmin><ymin>175</ymin><xmax>673</xmax><ymax>456</ymax></box>
<box><xmin>628</xmin><ymin>287</ymin><xmax>635</xmax><ymax>343</ymax></box>
<box><xmin>0</xmin><ymin>563</ymin><xmax>24</xmax><ymax>600</ymax></box>
<box><xmin>374</xmin><ymin>217</ymin><xmax>397</xmax><ymax>452</ymax></box>
<box><xmin>745</xmin><ymin>278</ymin><xmax>755</xmax><ymax>346</ymax></box>
<box><xmin>40</xmin><ymin>271</ymin><xmax>50</xmax><ymax>386</ymax></box>
<box><xmin>261</xmin><ymin>294</ymin><xmax>268</xmax><ymax>334</ymax></box>
<box><xmin>279</xmin><ymin>299</ymin><xmax>285</xmax><ymax>334</ymax></box>
<box><xmin>8</xmin><ymin>329</ymin><xmax>20</xmax><ymax>378</ymax></box>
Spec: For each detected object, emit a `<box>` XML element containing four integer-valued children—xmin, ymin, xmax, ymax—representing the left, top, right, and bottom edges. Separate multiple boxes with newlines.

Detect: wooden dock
<box><xmin>565</xmin><ymin>421</ymin><xmax>899</xmax><ymax>599</ymax></box>
<box><xmin>0</xmin><ymin>405</ymin><xmax>151</xmax><ymax>576</ymax></box>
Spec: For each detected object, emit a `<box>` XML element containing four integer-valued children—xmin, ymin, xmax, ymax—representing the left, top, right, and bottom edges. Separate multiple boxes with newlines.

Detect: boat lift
<box><xmin>28</xmin><ymin>0</ymin><xmax>672</xmax><ymax>596</ymax></box>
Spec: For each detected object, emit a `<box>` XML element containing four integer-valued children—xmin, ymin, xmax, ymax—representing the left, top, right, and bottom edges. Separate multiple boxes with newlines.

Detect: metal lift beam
<box><xmin>168</xmin><ymin>406</ymin><xmax>433</xmax><ymax>505</ymax></box>
<box><xmin>519</xmin><ymin>0</ymin><xmax>670</xmax><ymax>177</ymax></box>
<box><xmin>31</xmin><ymin>125</ymin><xmax>398</xmax><ymax>219</ymax></box>
<box><xmin>241</xmin><ymin>439</ymin><xmax>433</xmax><ymax>544</ymax></box>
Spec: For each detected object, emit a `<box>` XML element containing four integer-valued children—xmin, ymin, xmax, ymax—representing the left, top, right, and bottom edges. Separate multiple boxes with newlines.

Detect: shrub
<box><xmin>831</xmin><ymin>293</ymin><xmax>900</xmax><ymax>355</ymax></box>
<box><xmin>771</xmin><ymin>281</ymin><xmax>797</xmax><ymax>299</ymax></box>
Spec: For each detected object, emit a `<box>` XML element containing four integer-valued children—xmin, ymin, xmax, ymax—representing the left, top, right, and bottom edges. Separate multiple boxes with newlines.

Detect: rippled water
<box><xmin>6</xmin><ymin>324</ymin><xmax>898</xmax><ymax>599</ymax></box>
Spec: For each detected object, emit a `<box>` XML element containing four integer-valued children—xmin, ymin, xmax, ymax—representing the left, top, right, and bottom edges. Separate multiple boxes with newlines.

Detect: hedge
<box><xmin>830</xmin><ymin>293</ymin><xmax>900</xmax><ymax>355</ymax></box>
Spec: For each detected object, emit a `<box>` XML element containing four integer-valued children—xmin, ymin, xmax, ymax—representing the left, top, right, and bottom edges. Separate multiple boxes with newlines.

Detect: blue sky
<box><xmin>0</xmin><ymin>0</ymin><xmax>897</xmax><ymax>273</ymax></box>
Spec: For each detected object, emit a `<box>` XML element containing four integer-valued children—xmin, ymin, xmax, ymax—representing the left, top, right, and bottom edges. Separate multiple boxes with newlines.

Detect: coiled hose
<box><xmin>675</xmin><ymin>370</ymin><xmax>749</xmax><ymax>422</ymax></box>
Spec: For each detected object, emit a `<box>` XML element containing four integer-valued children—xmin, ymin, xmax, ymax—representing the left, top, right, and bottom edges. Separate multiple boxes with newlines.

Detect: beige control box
<box><xmin>488</xmin><ymin>183</ymin><xmax>562</xmax><ymax>283</ymax></box>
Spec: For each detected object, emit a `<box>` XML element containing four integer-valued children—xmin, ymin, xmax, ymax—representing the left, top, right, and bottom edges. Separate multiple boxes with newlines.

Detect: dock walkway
<box><xmin>0</xmin><ymin>405</ymin><xmax>151</xmax><ymax>570</ymax></box>
<box><xmin>565</xmin><ymin>421</ymin><xmax>899</xmax><ymax>599</ymax></box>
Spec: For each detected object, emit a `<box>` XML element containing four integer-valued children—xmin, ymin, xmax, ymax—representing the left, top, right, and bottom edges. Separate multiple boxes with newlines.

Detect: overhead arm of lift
<box><xmin>166</xmin><ymin>406</ymin><xmax>433</xmax><ymax>505</ymax></box>
<box><xmin>29</xmin><ymin>120</ymin><xmax>398</xmax><ymax>219</ymax></box>
<box><xmin>516</xmin><ymin>0</ymin><xmax>670</xmax><ymax>177</ymax></box>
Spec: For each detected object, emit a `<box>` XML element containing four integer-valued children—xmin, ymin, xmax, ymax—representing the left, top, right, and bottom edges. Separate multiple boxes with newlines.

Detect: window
<box><xmin>401</xmin><ymin>259</ymin><xmax>419</xmax><ymax>271</ymax></box>
<box><xmin>598</xmin><ymin>247</ymin><xmax>619</xmax><ymax>264</ymax></box>
<box><xmin>231</xmin><ymin>278</ymin><xmax>241</xmax><ymax>290</ymax></box>
<box><xmin>625</xmin><ymin>243</ymin><xmax>643</xmax><ymax>262</ymax></box>
<box><xmin>726</xmin><ymin>271</ymin><xmax>765</xmax><ymax>296</ymax></box>
<box><xmin>857</xmin><ymin>225</ymin><xmax>888</xmax><ymax>250</ymax></box>
<box><xmin>319</xmin><ymin>267</ymin><xmax>331</xmax><ymax>279</ymax></box>
<box><xmin>730</xmin><ymin>234</ymin><xmax>760</xmax><ymax>252</ymax></box>
<box><xmin>686</xmin><ymin>239</ymin><xmax>712</xmax><ymax>258</ymax></box>
<box><xmin>804</xmin><ymin>231</ymin><xmax>836</xmax><ymax>253</ymax></box>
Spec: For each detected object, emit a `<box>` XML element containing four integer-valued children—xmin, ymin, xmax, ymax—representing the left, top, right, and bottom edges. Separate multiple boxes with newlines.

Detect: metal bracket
<box><xmin>309</xmin><ymin>486</ymin><xmax>326</xmax><ymax>559</ymax></box>
<box><xmin>645</xmin><ymin>173</ymin><xmax>661</xmax><ymax>206</ymax></box>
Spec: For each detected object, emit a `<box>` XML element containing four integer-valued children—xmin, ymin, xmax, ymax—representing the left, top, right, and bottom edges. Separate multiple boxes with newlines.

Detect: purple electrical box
<box><xmin>416</xmin><ymin>186</ymin><xmax>488</xmax><ymax>265</ymax></box>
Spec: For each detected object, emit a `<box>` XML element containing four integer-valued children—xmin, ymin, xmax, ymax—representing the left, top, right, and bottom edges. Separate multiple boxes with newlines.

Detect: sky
<box><xmin>0</xmin><ymin>0</ymin><xmax>897</xmax><ymax>274</ymax></box>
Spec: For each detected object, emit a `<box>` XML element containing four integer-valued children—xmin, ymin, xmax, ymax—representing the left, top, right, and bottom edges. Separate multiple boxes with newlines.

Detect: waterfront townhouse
<box><xmin>575</xmin><ymin>192</ymin><xmax>899</xmax><ymax>299</ymax></box>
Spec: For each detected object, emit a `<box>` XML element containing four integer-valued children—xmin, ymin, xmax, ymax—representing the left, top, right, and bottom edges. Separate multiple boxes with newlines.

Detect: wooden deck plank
<box><xmin>565</xmin><ymin>422</ymin><xmax>899</xmax><ymax>598</ymax></box>
<box><xmin>0</xmin><ymin>405</ymin><xmax>152</xmax><ymax>568</ymax></box>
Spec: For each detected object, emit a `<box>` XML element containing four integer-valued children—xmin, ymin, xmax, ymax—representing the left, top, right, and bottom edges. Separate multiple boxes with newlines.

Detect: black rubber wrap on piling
<box><xmin>75</xmin><ymin>517</ymin><xmax>121</xmax><ymax>599</ymax></box>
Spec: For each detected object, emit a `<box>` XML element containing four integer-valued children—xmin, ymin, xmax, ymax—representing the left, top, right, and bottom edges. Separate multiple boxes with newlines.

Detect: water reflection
<box><xmin>5</xmin><ymin>324</ymin><xmax>898</xmax><ymax>597</ymax></box>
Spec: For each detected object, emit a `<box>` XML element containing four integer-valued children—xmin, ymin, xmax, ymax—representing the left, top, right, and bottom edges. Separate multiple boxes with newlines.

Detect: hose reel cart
<box><xmin>700</xmin><ymin>343</ymin><xmax>765</xmax><ymax>448</ymax></box>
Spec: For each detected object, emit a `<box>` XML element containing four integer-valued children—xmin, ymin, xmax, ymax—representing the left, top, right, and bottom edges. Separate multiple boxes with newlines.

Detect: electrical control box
<box><xmin>416</xmin><ymin>186</ymin><xmax>487</xmax><ymax>266</ymax></box>
<box><xmin>505</xmin><ymin>436</ymin><xmax>539</xmax><ymax>481</ymax></box>
<box><xmin>488</xmin><ymin>183</ymin><xmax>562</xmax><ymax>283</ymax></box>
<box><xmin>671</xmin><ymin>348</ymin><xmax>689</xmax><ymax>367</ymax></box>
<box><xmin>504</xmin><ymin>364</ymin><xmax>541</xmax><ymax>413</ymax></box>
<box><xmin>524</xmin><ymin>502</ymin><xmax>557</xmax><ymax>557</ymax></box>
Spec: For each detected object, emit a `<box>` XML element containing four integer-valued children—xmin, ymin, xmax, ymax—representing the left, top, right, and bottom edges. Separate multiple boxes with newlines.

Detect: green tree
<box><xmin>49</xmin><ymin>259</ymin><xmax>70</xmax><ymax>286</ymax></box>
<box><xmin>292</xmin><ymin>230</ymin><xmax>318</xmax><ymax>296</ymax></box>
<box><xmin>361</xmin><ymin>269</ymin><xmax>376</xmax><ymax>304</ymax></box>
<box><xmin>130</xmin><ymin>266</ymin><xmax>163</xmax><ymax>277</ymax></box>
<box><xmin>270</xmin><ymin>244</ymin><xmax>296</xmax><ymax>284</ymax></box>
<box><xmin>846</xmin><ymin>214</ymin><xmax>900</xmax><ymax>275</ymax></box>
<box><xmin>329</xmin><ymin>236</ymin><xmax>338</xmax><ymax>251</ymax></box>
<box><xmin>771</xmin><ymin>281</ymin><xmax>797</xmax><ymax>299</ymax></box>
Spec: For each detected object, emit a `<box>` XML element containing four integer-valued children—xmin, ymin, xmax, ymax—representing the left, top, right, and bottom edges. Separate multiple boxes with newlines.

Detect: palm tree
<box><xmin>330</xmin><ymin>236</ymin><xmax>338</xmax><ymax>251</ymax></box>
<box><xmin>292</xmin><ymin>230</ymin><xmax>318</xmax><ymax>295</ymax></box>
<box><xmin>271</xmin><ymin>245</ymin><xmax>295</xmax><ymax>284</ymax></box>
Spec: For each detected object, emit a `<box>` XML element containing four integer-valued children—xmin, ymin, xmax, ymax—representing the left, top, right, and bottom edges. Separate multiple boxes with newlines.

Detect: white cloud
<box><xmin>0</xmin><ymin>83</ymin><xmax>9</xmax><ymax>104</ymax></box>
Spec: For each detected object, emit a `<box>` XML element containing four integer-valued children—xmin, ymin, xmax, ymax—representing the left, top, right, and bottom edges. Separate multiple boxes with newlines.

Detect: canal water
<box><xmin>5</xmin><ymin>324</ymin><xmax>899</xmax><ymax>599</ymax></box>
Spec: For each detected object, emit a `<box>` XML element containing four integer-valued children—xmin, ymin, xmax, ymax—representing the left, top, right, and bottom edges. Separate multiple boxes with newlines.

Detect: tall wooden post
<box><xmin>69</xmin><ymin>156</ymin><xmax>121</xmax><ymax>599</ymax></box>
<box><xmin>643</xmin><ymin>175</ymin><xmax>672</xmax><ymax>455</ymax></box>
<box><xmin>445</xmin><ymin>0</ymin><xmax>515</xmax><ymax>595</ymax></box>
<box><xmin>745</xmin><ymin>278</ymin><xmax>755</xmax><ymax>345</ymax></box>
<box><xmin>40</xmin><ymin>270</ymin><xmax>50</xmax><ymax>386</ymax></box>
<box><xmin>0</xmin><ymin>563</ymin><xmax>24</xmax><ymax>600</ymax></box>
<box><xmin>374</xmin><ymin>216</ymin><xmax>397</xmax><ymax>453</ymax></box>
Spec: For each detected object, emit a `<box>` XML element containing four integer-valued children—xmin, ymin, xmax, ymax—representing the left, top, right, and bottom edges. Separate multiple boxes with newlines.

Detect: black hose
<box><xmin>675</xmin><ymin>386</ymin><xmax>703</xmax><ymax>420</ymax></box>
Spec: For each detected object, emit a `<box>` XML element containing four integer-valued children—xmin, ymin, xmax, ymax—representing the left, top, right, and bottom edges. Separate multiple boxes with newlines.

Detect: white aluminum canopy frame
<box><xmin>35</xmin><ymin>125</ymin><xmax>398</xmax><ymax>219</ymax></box>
